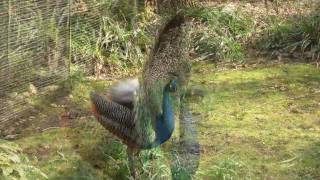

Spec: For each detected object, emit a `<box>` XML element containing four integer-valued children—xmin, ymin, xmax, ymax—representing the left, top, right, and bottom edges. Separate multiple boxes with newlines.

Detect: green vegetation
<box><xmin>190</xmin><ymin>62</ymin><xmax>320</xmax><ymax>179</ymax></box>
<box><xmin>257</xmin><ymin>10</ymin><xmax>320</xmax><ymax>59</ymax></box>
<box><xmin>0</xmin><ymin>140</ymin><xmax>47</xmax><ymax>179</ymax></box>
<box><xmin>1</xmin><ymin>0</ymin><xmax>320</xmax><ymax>179</ymax></box>
<box><xmin>187</xmin><ymin>1</ymin><xmax>320</xmax><ymax>62</ymax></box>
<box><xmin>71</xmin><ymin>0</ymin><xmax>151</xmax><ymax>75</ymax></box>
<box><xmin>2</xmin><ymin>60</ymin><xmax>319</xmax><ymax>179</ymax></box>
<box><xmin>188</xmin><ymin>6</ymin><xmax>254</xmax><ymax>61</ymax></box>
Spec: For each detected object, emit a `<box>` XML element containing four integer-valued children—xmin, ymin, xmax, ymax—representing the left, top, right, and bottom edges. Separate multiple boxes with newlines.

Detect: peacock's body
<box><xmin>90</xmin><ymin>14</ymin><xmax>193</xmax><ymax>177</ymax></box>
<box><xmin>90</xmin><ymin>77</ymin><xmax>178</xmax><ymax>150</ymax></box>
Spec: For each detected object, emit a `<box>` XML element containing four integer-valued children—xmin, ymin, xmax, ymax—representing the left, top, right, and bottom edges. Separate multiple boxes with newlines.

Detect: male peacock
<box><xmin>90</xmin><ymin>14</ymin><xmax>191</xmax><ymax>177</ymax></box>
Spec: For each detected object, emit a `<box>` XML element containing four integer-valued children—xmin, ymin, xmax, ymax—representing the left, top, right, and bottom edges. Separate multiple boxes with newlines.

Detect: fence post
<box><xmin>68</xmin><ymin>0</ymin><xmax>71</xmax><ymax>77</ymax></box>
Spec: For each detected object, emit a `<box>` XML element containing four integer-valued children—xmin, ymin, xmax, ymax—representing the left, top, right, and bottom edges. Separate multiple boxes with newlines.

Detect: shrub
<box><xmin>0</xmin><ymin>140</ymin><xmax>47</xmax><ymax>179</ymax></box>
<box><xmin>188</xmin><ymin>6</ymin><xmax>254</xmax><ymax>62</ymax></box>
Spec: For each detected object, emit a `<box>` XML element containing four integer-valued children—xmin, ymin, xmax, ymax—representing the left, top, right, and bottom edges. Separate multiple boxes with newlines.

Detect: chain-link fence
<box><xmin>0</xmin><ymin>0</ymin><xmax>70</xmax><ymax>126</ymax></box>
<box><xmin>0</xmin><ymin>0</ymin><xmax>150</xmax><ymax>137</ymax></box>
<box><xmin>0</xmin><ymin>0</ymin><xmax>109</xmax><ymax>130</ymax></box>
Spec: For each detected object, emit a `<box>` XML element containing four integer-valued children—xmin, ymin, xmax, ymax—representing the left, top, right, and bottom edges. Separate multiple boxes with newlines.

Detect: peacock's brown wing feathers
<box><xmin>90</xmin><ymin>92</ymin><xmax>138</xmax><ymax>148</ymax></box>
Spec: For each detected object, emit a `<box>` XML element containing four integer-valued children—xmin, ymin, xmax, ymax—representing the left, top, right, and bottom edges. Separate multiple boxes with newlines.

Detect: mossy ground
<box><xmin>189</xmin><ymin>60</ymin><xmax>320</xmax><ymax>179</ymax></box>
<box><xmin>10</xmin><ymin>60</ymin><xmax>320</xmax><ymax>179</ymax></box>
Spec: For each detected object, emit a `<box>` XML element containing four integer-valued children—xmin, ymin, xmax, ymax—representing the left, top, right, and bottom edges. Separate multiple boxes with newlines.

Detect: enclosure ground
<box><xmin>9</xmin><ymin>60</ymin><xmax>320</xmax><ymax>179</ymax></box>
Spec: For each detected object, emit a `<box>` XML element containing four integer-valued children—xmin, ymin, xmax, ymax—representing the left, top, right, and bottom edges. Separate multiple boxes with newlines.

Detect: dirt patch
<box><xmin>1</xmin><ymin>95</ymin><xmax>92</xmax><ymax>140</ymax></box>
<box><xmin>23</xmin><ymin>144</ymin><xmax>51</xmax><ymax>161</ymax></box>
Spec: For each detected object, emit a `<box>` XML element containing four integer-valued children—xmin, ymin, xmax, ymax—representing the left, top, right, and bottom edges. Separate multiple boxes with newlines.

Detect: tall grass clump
<box><xmin>257</xmin><ymin>10</ymin><xmax>320</xmax><ymax>60</ymax></box>
<box><xmin>188</xmin><ymin>6</ymin><xmax>254</xmax><ymax>62</ymax></box>
<box><xmin>71</xmin><ymin>0</ymin><xmax>151</xmax><ymax>76</ymax></box>
<box><xmin>97</xmin><ymin>16</ymin><xmax>150</xmax><ymax>70</ymax></box>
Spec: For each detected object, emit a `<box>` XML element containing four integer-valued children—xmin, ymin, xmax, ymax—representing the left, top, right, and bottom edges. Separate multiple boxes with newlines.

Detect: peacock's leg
<box><xmin>171</xmin><ymin>104</ymin><xmax>200</xmax><ymax>179</ymax></box>
<box><xmin>127</xmin><ymin>148</ymin><xmax>137</xmax><ymax>178</ymax></box>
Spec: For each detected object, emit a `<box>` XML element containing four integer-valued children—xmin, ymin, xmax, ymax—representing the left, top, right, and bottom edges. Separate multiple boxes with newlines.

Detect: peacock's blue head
<box><xmin>167</xmin><ymin>79</ymin><xmax>178</xmax><ymax>93</ymax></box>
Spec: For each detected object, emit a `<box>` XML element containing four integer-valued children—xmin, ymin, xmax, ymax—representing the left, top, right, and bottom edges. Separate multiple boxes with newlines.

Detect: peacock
<box><xmin>90</xmin><ymin>14</ymin><xmax>193</xmax><ymax>177</ymax></box>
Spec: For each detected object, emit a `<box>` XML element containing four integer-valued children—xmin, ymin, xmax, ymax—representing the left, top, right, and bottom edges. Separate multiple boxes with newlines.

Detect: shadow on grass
<box><xmin>195</xmin><ymin>63</ymin><xmax>319</xmax><ymax>102</ymax></box>
<box><xmin>76</xmin><ymin>137</ymin><xmax>129</xmax><ymax>179</ymax></box>
<box><xmin>44</xmin><ymin>112</ymin><xmax>131</xmax><ymax>179</ymax></box>
<box><xmin>0</xmin><ymin>79</ymin><xmax>72</xmax><ymax>137</ymax></box>
<box><xmin>295</xmin><ymin>142</ymin><xmax>320</xmax><ymax>179</ymax></box>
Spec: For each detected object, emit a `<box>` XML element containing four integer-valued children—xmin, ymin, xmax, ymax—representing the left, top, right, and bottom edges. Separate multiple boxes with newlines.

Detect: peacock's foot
<box><xmin>127</xmin><ymin>148</ymin><xmax>140</xmax><ymax>179</ymax></box>
<box><xmin>130</xmin><ymin>168</ymin><xmax>137</xmax><ymax>179</ymax></box>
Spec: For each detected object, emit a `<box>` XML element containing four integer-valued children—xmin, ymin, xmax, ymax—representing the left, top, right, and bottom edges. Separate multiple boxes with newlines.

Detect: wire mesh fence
<box><xmin>0</xmin><ymin>0</ymin><xmax>107</xmax><ymax>132</ymax></box>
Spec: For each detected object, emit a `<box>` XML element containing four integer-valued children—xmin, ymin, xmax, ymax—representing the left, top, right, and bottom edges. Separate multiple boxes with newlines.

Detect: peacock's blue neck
<box><xmin>153</xmin><ymin>84</ymin><xmax>175</xmax><ymax>147</ymax></box>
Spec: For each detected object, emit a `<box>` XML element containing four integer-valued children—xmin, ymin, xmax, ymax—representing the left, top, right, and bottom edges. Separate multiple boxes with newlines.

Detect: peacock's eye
<box><xmin>168</xmin><ymin>80</ymin><xmax>177</xmax><ymax>92</ymax></box>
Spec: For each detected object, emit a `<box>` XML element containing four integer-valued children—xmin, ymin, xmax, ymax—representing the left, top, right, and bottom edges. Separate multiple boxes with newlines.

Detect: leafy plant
<box><xmin>0</xmin><ymin>140</ymin><xmax>47</xmax><ymax>179</ymax></box>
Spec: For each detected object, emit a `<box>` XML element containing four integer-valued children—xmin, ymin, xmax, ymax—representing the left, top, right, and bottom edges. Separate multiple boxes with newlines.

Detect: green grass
<box><xmin>189</xmin><ymin>61</ymin><xmax>320</xmax><ymax>179</ymax></box>
<box><xmin>13</xmin><ymin>120</ymin><xmax>172</xmax><ymax>179</ymax></box>
<box><xmin>4</xmin><ymin>60</ymin><xmax>318</xmax><ymax>179</ymax></box>
<box><xmin>2</xmin><ymin>1</ymin><xmax>320</xmax><ymax>179</ymax></box>
<box><xmin>15</xmin><ymin>125</ymin><xmax>122</xmax><ymax>179</ymax></box>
